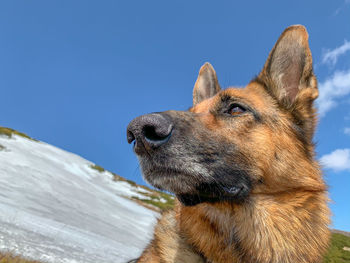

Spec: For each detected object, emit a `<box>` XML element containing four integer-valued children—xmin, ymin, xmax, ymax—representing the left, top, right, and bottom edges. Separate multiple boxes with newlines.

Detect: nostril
<box><xmin>143</xmin><ymin>126</ymin><xmax>168</xmax><ymax>141</ymax></box>
<box><xmin>143</xmin><ymin>123</ymin><xmax>173</xmax><ymax>147</ymax></box>
<box><xmin>127</xmin><ymin>130</ymin><xmax>136</xmax><ymax>144</ymax></box>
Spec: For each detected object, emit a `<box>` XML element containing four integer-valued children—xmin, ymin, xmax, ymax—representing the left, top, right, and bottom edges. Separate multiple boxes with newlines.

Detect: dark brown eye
<box><xmin>229</xmin><ymin>104</ymin><xmax>246</xmax><ymax>116</ymax></box>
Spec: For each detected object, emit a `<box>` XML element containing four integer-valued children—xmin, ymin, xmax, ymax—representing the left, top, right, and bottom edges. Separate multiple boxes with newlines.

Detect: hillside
<box><xmin>0</xmin><ymin>127</ymin><xmax>173</xmax><ymax>263</ymax></box>
<box><xmin>324</xmin><ymin>231</ymin><xmax>350</xmax><ymax>262</ymax></box>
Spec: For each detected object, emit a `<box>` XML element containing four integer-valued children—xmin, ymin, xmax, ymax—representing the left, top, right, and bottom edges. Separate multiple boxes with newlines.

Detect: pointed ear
<box><xmin>193</xmin><ymin>62</ymin><xmax>221</xmax><ymax>106</ymax></box>
<box><xmin>258</xmin><ymin>25</ymin><xmax>318</xmax><ymax>108</ymax></box>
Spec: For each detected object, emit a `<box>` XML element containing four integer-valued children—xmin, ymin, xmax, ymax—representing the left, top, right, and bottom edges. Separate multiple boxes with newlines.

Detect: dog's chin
<box><xmin>143</xmin><ymin>170</ymin><xmax>203</xmax><ymax>195</ymax></box>
<box><xmin>143</xmin><ymin>170</ymin><xmax>251</xmax><ymax>206</ymax></box>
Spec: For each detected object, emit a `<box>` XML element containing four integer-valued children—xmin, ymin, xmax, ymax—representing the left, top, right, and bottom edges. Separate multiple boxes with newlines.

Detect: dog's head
<box><xmin>127</xmin><ymin>25</ymin><xmax>326</xmax><ymax>206</ymax></box>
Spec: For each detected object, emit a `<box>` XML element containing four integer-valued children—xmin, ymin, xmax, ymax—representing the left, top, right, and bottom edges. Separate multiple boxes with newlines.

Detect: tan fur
<box><xmin>138</xmin><ymin>210</ymin><xmax>204</xmax><ymax>263</ymax></box>
<box><xmin>133</xmin><ymin>25</ymin><xmax>330</xmax><ymax>263</ymax></box>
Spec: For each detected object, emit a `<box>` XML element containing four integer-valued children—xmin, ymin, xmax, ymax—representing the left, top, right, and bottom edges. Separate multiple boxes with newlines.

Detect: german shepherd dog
<box><xmin>127</xmin><ymin>25</ymin><xmax>330</xmax><ymax>263</ymax></box>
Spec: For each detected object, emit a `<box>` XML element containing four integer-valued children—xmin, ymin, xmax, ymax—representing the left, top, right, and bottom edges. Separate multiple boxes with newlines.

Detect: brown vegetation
<box><xmin>0</xmin><ymin>253</ymin><xmax>40</xmax><ymax>263</ymax></box>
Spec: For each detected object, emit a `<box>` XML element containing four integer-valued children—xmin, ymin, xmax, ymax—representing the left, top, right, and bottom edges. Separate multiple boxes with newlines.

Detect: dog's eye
<box><xmin>229</xmin><ymin>104</ymin><xmax>246</xmax><ymax>116</ymax></box>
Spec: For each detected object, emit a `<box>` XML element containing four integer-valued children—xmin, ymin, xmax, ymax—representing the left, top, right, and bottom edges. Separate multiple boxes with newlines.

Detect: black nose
<box><xmin>127</xmin><ymin>113</ymin><xmax>173</xmax><ymax>153</ymax></box>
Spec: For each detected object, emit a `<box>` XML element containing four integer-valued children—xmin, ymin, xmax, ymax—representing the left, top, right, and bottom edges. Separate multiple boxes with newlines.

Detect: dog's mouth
<box><xmin>176</xmin><ymin>183</ymin><xmax>251</xmax><ymax>206</ymax></box>
<box><xmin>138</xmin><ymin>156</ymin><xmax>252</xmax><ymax>206</ymax></box>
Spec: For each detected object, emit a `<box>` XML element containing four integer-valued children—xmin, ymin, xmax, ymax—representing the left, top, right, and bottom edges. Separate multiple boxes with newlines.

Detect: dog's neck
<box><xmin>177</xmin><ymin>190</ymin><xmax>330</xmax><ymax>263</ymax></box>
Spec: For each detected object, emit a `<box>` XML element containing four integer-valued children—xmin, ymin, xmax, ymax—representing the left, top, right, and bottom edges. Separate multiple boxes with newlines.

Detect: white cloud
<box><xmin>322</xmin><ymin>40</ymin><xmax>350</xmax><ymax>66</ymax></box>
<box><xmin>344</xmin><ymin>127</ymin><xmax>350</xmax><ymax>135</ymax></box>
<box><xmin>320</xmin><ymin>148</ymin><xmax>350</xmax><ymax>172</ymax></box>
<box><xmin>317</xmin><ymin>69</ymin><xmax>350</xmax><ymax>117</ymax></box>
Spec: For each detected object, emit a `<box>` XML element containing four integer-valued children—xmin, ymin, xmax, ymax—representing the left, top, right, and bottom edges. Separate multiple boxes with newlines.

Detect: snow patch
<box><xmin>0</xmin><ymin>135</ymin><xmax>158</xmax><ymax>263</ymax></box>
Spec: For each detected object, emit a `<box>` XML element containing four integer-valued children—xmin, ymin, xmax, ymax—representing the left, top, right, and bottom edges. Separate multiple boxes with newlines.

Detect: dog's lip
<box><xmin>222</xmin><ymin>186</ymin><xmax>243</xmax><ymax>195</ymax></box>
<box><xmin>132</xmin><ymin>138</ymin><xmax>152</xmax><ymax>157</ymax></box>
<box><xmin>144</xmin><ymin>164</ymin><xmax>193</xmax><ymax>178</ymax></box>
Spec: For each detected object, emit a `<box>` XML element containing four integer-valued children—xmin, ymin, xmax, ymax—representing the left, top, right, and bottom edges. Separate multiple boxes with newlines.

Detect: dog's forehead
<box><xmin>190</xmin><ymin>96</ymin><xmax>216</xmax><ymax>113</ymax></box>
<box><xmin>223</xmin><ymin>84</ymin><xmax>272</xmax><ymax>106</ymax></box>
<box><xmin>191</xmin><ymin>83</ymin><xmax>271</xmax><ymax>113</ymax></box>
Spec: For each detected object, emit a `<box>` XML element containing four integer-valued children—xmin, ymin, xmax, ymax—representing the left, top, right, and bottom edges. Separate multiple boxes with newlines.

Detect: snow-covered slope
<box><xmin>0</xmin><ymin>131</ymin><xmax>159</xmax><ymax>263</ymax></box>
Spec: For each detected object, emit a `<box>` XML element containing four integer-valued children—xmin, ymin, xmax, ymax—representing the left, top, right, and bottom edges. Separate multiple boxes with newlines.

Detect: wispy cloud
<box><xmin>320</xmin><ymin>148</ymin><xmax>350</xmax><ymax>172</ymax></box>
<box><xmin>344</xmin><ymin>127</ymin><xmax>350</xmax><ymax>135</ymax></box>
<box><xmin>322</xmin><ymin>40</ymin><xmax>350</xmax><ymax>66</ymax></box>
<box><xmin>317</xmin><ymin>70</ymin><xmax>350</xmax><ymax>117</ymax></box>
<box><xmin>333</xmin><ymin>1</ymin><xmax>350</xmax><ymax>16</ymax></box>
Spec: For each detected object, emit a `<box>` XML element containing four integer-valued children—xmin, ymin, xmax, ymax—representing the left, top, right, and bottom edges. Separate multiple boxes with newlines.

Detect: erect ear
<box><xmin>258</xmin><ymin>25</ymin><xmax>318</xmax><ymax>109</ymax></box>
<box><xmin>193</xmin><ymin>62</ymin><xmax>221</xmax><ymax>106</ymax></box>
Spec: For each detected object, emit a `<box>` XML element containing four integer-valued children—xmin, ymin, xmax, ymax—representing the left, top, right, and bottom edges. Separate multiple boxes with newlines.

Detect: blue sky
<box><xmin>0</xmin><ymin>1</ymin><xmax>349</xmax><ymax>231</ymax></box>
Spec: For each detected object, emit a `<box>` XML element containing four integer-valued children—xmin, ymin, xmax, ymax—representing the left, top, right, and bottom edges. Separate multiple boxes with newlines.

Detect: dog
<box><xmin>127</xmin><ymin>25</ymin><xmax>330</xmax><ymax>263</ymax></box>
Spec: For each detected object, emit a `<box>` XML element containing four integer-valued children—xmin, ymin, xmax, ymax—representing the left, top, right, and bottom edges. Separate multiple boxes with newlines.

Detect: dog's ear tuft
<box><xmin>193</xmin><ymin>62</ymin><xmax>221</xmax><ymax>106</ymax></box>
<box><xmin>258</xmin><ymin>25</ymin><xmax>318</xmax><ymax>108</ymax></box>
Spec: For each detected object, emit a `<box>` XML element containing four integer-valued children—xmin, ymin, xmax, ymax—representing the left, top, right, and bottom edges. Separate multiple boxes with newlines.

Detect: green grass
<box><xmin>125</xmin><ymin>179</ymin><xmax>137</xmax><ymax>187</ymax></box>
<box><xmin>0</xmin><ymin>127</ymin><xmax>37</xmax><ymax>142</ymax></box>
<box><xmin>324</xmin><ymin>233</ymin><xmax>350</xmax><ymax>263</ymax></box>
<box><xmin>112</xmin><ymin>172</ymin><xmax>138</xmax><ymax>187</ymax></box>
<box><xmin>156</xmin><ymin>190</ymin><xmax>175</xmax><ymax>210</ymax></box>
<box><xmin>89</xmin><ymin>164</ymin><xmax>105</xmax><ymax>173</ymax></box>
<box><xmin>132</xmin><ymin>190</ymin><xmax>175</xmax><ymax>211</ymax></box>
<box><xmin>91</xmin><ymin>166</ymin><xmax>137</xmax><ymax>188</ymax></box>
